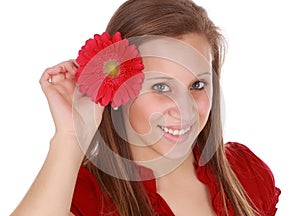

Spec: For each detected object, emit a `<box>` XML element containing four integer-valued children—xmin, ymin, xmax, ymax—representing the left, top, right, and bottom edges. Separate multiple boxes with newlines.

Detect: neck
<box><xmin>134</xmin><ymin>147</ymin><xmax>196</xmax><ymax>179</ymax></box>
<box><xmin>155</xmin><ymin>151</ymin><xmax>196</xmax><ymax>190</ymax></box>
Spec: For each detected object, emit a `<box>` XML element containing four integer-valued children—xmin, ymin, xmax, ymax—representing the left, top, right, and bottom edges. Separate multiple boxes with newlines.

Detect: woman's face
<box><xmin>123</xmin><ymin>33</ymin><xmax>212</xmax><ymax>161</ymax></box>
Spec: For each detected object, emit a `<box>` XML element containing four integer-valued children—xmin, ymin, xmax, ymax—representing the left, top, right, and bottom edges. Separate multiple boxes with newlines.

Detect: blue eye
<box><xmin>152</xmin><ymin>83</ymin><xmax>170</xmax><ymax>92</ymax></box>
<box><xmin>191</xmin><ymin>81</ymin><xmax>206</xmax><ymax>90</ymax></box>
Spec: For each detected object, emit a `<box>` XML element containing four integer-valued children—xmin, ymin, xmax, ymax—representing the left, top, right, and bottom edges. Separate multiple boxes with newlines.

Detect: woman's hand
<box><xmin>40</xmin><ymin>60</ymin><xmax>103</xmax><ymax>150</ymax></box>
<box><xmin>12</xmin><ymin>60</ymin><xmax>102</xmax><ymax>216</ymax></box>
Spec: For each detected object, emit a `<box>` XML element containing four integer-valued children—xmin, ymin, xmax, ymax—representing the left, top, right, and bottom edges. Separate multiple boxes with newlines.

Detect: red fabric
<box><xmin>225</xmin><ymin>142</ymin><xmax>281</xmax><ymax>215</ymax></box>
<box><xmin>71</xmin><ymin>142</ymin><xmax>280</xmax><ymax>215</ymax></box>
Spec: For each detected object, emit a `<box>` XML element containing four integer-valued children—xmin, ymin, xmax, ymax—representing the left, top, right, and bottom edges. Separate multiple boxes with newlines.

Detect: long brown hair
<box><xmin>84</xmin><ymin>0</ymin><xmax>257</xmax><ymax>215</ymax></box>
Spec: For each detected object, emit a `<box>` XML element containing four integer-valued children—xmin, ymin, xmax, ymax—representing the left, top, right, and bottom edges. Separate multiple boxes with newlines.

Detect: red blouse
<box><xmin>71</xmin><ymin>142</ymin><xmax>281</xmax><ymax>215</ymax></box>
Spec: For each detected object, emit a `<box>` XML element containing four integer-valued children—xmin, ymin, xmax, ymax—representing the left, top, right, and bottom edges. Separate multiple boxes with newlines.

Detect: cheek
<box><xmin>128</xmin><ymin>95</ymin><xmax>164</xmax><ymax>134</ymax></box>
<box><xmin>194</xmin><ymin>92</ymin><xmax>212</xmax><ymax>123</ymax></box>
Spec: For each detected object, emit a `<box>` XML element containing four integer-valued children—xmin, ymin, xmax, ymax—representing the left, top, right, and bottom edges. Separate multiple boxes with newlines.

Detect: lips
<box><xmin>158</xmin><ymin>125</ymin><xmax>191</xmax><ymax>136</ymax></box>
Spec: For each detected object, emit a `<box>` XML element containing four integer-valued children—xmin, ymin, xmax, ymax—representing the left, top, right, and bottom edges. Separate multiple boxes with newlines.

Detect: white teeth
<box><xmin>160</xmin><ymin>126</ymin><xmax>191</xmax><ymax>136</ymax></box>
<box><xmin>173</xmin><ymin>130</ymin><xmax>179</xmax><ymax>135</ymax></box>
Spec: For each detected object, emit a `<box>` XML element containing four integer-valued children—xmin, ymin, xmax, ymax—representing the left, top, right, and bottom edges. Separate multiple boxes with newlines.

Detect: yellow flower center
<box><xmin>104</xmin><ymin>60</ymin><xmax>120</xmax><ymax>77</ymax></box>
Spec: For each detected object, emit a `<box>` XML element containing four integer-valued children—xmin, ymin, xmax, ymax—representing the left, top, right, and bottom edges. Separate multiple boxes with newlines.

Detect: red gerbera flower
<box><xmin>75</xmin><ymin>32</ymin><xmax>144</xmax><ymax>108</ymax></box>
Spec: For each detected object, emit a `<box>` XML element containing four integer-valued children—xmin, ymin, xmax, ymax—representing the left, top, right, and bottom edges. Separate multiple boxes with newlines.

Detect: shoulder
<box><xmin>71</xmin><ymin>166</ymin><xmax>118</xmax><ymax>216</ymax></box>
<box><xmin>225</xmin><ymin>142</ymin><xmax>281</xmax><ymax>215</ymax></box>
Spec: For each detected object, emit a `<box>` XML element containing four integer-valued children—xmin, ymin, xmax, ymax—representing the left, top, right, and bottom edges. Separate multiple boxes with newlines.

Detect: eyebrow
<box><xmin>146</xmin><ymin>76</ymin><xmax>174</xmax><ymax>81</ymax></box>
<box><xmin>196</xmin><ymin>71</ymin><xmax>212</xmax><ymax>77</ymax></box>
<box><xmin>145</xmin><ymin>71</ymin><xmax>211</xmax><ymax>80</ymax></box>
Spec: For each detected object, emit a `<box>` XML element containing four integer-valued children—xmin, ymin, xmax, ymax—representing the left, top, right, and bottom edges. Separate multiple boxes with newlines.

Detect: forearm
<box><xmin>11</xmin><ymin>134</ymin><xmax>84</xmax><ymax>216</ymax></box>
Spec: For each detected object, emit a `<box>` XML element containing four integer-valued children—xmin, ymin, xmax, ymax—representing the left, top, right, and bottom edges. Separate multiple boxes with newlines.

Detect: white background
<box><xmin>0</xmin><ymin>0</ymin><xmax>299</xmax><ymax>215</ymax></box>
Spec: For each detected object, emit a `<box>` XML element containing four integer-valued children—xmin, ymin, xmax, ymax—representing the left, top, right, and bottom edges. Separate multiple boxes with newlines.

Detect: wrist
<box><xmin>51</xmin><ymin>132</ymin><xmax>78</xmax><ymax>142</ymax></box>
<box><xmin>52</xmin><ymin>129</ymin><xmax>96</xmax><ymax>154</ymax></box>
<box><xmin>50</xmin><ymin>133</ymin><xmax>85</xmax><ymax>162</ymax></box>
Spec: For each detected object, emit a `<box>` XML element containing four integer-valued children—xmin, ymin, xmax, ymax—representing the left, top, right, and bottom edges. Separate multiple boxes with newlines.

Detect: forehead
<box><xmin>137</xmin><ymin>34</ymin><xmax>212</xmax><ymax>78</ymax></box>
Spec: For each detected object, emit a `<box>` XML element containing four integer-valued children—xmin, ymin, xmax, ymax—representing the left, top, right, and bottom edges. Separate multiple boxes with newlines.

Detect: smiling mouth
<box><xmin>158</xmin><ymin>125</ymin><xmax>191</xmax><ymax>136</ymax></box>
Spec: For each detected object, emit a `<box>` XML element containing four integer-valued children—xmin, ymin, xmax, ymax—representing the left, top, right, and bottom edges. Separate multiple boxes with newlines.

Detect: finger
<box><xmin>39</xmin><ymin>67</ymin><xmax>61</xmax><ymax>90</ymax></box>
<box><xmin>51</xmin><ymin>73</ymin><xmax>66</xmax><ymax>84</ymax></box>
<box><xmin>40</xmin><ymin>60</ymin><xmax>78</xmax><ymax>87</ymax></box>
<box><xmin>55</xmin><ymin>60</ymin><xmax>78</xmax><ymax>76</ymax></box>
<box><xmin>72</xmin><ymin>59</ymin><xmax>80</xmax><ymax>68</ymax></box>
<box><xmin>65</xmin><ymin>72</ymin><xmax>76</xmax><ymax>81</ymax></box>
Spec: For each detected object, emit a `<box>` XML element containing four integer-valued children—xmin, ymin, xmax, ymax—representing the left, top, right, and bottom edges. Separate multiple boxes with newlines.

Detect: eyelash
<box><xmin>152</xmin><ymin>83</ymin><xmax>170</xmax><ymax>92</ymax></box>
<box><xmin>191</xmin><ymin>80</ymin><xmax>206</xmax><ymax>90</ymax></box>
<box><xmin>152</xmin><ymin>80</ymin><xmax>207</xmax><ymax>93</ymax></box>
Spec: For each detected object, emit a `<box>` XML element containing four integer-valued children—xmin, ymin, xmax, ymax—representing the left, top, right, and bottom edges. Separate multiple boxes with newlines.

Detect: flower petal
<box><xmin>101</xmin><ymin>32</ymin><xmax>113</xmax><ymax>48</ymax></box>
<box><xmin>113</xmin><ymin>40</ymin><xmax>127</xmax><ymax>62</ymax></box>
<box><xmin>94</xmin><ymin>34</ymin><xmax>105</xmax><ymax>50</ymax></box>
<box><xmin>112</xmin><ymin>73</ymin><xmax>144</xmax><ymax>107</ymax></box>
<box><xmin>123</xmin><ymin>44</ymin><xmax>139</xmax><ymax>60</ymax></box>
<box><xmin>98</xmin><ymin>81</ymin><xmax>113</xmax><ymax>106</ymax></box>
<box><xmin>76</xmin><ymin>32</ymin><xmax>144</xmax><ymax>107</ymax></box>
<box><xmin>111</xmin><ymin>32</ymin><xmax>122</xmax><ymax>43</ymax></box>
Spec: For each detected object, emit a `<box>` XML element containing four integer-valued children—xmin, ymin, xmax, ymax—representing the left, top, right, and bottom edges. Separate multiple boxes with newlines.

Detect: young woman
<box><xmin>12</xmin><ymin>0</ymin><xmax>280</xmax><ymax>215</ymax></box>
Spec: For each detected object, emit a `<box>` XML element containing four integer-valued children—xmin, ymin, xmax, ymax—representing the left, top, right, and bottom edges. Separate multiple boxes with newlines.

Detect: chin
<box><xmin>154</xmin><ymin>141</ymin><xmax>194</xmax><ymax>160</ymax></box>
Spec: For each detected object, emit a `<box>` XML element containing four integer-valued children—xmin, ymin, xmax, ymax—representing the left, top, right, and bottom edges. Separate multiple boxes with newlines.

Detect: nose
<box><xmin>167</xmin><ymin>90</ymin><xmax>198</xmax><ymax>124</ymax></box>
